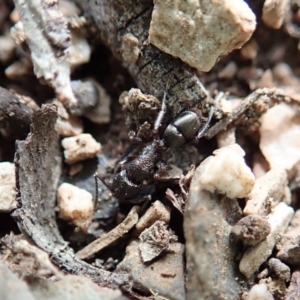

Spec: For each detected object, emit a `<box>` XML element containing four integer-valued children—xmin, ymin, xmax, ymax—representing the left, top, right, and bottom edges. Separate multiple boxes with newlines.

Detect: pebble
<box><xmin>57</xmin><ymin>183</ymin><xmax>94</xmax><ymax>231</ymax></box>
<box><xmin>244</xmin><ymin>168</ymin><xmax>288</xmax><ymax>216</ymax></box>
<box><xmin>239</xmin><ymin>202</ymin><xmax>294</xmax><ymax>279</ymax></box>
<box><xmin>61</xmin><ymin>133</ymin><xmax>101</xmax><ymax>164</ymax></box>
<box><xmin>260</xmin><ymin>103</ymin><xmax>300</xmax><ymax>176</ymax></box>
<box><xmin>246</xmin><ymin>283</ymin><xmax>274</xmax><ymax>300</ymax></box>
<box><xmin>185</xmin><ymin>164</ymin><xmax>244</xmax><ymax>299</ymax></box>
<box><xmin>262</xmin><ymin>0</ymin><xmax>289</xmax><ymax>29</ymax></box>
<box><xmin>117</xmin><ymin>240</ymin><xmax>185</xmax><ymax>300</ymax></box>
<box><xmin>149</xmin><ymin>0</ymin><xmax>256</xmax><ymax>72</ymax></box>
<box><xmin>276</xmin><ymin>209</ymin><xmax>300</xmax><ymax>266</ymax></box>
<box><xmin>196</xmin><ymin>144</ymin><xmax>255</xmax><ymax>199</ymax></box>
<box><xmin>135</xmin><ymin>200</ymin><xmax>170</xmax><ymax>235</ymax></box>
<box><xmin>268</xmin><ymin>258</ymin><xmax>290</xmax><ymax>282</ymax></box>
<box><xmin>231</xmin><ymin>215</ymin><xmax>271</xmax><ymax>246</ymax></box>
<box><xmin>0</xmin><ymin>162</ymin><xmax>17</xmax><ymax>212</ymax></box>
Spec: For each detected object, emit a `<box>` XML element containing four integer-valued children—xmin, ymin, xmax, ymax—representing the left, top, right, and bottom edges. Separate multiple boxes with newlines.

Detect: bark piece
<box><xmin>13</xmin><ymin>0</ymin><xmax>76</xmax><ymax>105</ymax></box>
<box><xmin>149</xmin><ymin>0</ymin><xmax>256</xmax><ymax>72</ymax></box>
<box><xmin>11</xmin><ymin>104</ymin><xmax>130</xmax><ymax>289</ymax></box>
<box><xmin>75</xmin><ymin>0</ymin><xmax>208</xmax><ymax>117</ymax></box>
<box><xmin>76</xmin><ymin>206</ymin><xmax>140</xmax><ymax>260</ymax></box>
<box><xmin>0</xmin><ymin>87</ymin><xmax>38</xmax><ymax>140</ymax></box>
<box><xmin>138</xmin><ymin>220</ymin><xmax>177</xmax><ymax>263</ymax></box>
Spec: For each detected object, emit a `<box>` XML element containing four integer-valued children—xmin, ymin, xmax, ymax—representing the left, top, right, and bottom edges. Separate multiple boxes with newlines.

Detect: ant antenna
<box><xmin>197</xmin><ymin>106</ymin><xmax>215</xmax><ymax>139</ymax></box>
<box><xmin>94</xmin><ymin>173</ymin><xmax>99</xmax><ymax>208</ymax></box>
<box><xmin>94</xmin><ymin>173</ymin><xmax>114</xmax><ymax>207</ymax></box>
<box><xmin>153</xmin><ymin>75</ymin><xmax>172</xmax><ymax>136</ymax></box>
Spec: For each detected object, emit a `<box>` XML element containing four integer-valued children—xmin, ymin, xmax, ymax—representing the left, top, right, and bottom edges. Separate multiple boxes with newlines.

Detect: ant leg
<box><xmin>197</xmin><ymin>106</ymin><xmax>215</xmax><ymax>139</ymax></box>
<box><xmin>94</xmin><ymin>173</ymin><xmax>112</xmax><ymax>206</ymax></box>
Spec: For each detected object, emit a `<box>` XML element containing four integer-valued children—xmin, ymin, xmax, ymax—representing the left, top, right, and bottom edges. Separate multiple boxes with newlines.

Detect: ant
<box><xmin>95</xmin><ymin>89</ymin><xmax>214</xmax><ymax>204</ymax></box>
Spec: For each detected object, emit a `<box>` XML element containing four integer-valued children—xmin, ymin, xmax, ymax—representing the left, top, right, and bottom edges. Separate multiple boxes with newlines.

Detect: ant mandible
<box><xmin>95</xmin><ymin>89</ymin><xmax>214</xmax><ymax>204</ymax></box>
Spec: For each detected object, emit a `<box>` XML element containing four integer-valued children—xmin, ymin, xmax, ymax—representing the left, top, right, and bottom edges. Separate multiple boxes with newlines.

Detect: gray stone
<box><xmin>184</xmin><ymin>166</ymin><xmax>243</xmax><ymax>300</ymax></box>
<box><xmin>117</xmin><ymin>240</ymin><xmax>185</xmax><ymax>300</ymax></box>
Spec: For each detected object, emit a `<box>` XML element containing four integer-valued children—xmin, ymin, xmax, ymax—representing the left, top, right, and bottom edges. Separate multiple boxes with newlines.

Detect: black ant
<box><xmin>95</xmin><ymin>90</ymin><xmax>214</xmax><ymax>204</ymax></box>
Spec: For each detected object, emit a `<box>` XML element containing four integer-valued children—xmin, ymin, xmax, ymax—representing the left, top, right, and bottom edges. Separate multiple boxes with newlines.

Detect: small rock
<box><xmin>276</xmin><ymin>209</ymin><xmax>300</xmax><ymax>266</ymax></box>
<box><xmin>260</xmin><ymin>103</ymin><xmax>300</xmax><ymax>176</ymax></box>
<box><xmin>244</xmin><ymin>168</ymin><xmax>288</xmax><ymax>216</ymax></box>
<box><xmin>262</xmin><ymin>0</ymin><xmax>289</xmax><ymax>29</ymax></box>
<box><xmin>62</xmin><ymin>133</ymin><xmax>101</xmax><ymax>164</ymax></box>
<box><xmin>240</xmin><ymin>39</ymin><xmax>258</xmax><ymax>60</ymax></box>
<box><xmin>218</xmin><ymin>61</ymin><xmax>238</xmax><ymax>80</ymax></box>
<box><xmin>149</xmin><ymin>0</ymin><xmax>256</xmax><ymax>71</ymax></box>
<box><xmin>0</xmin><ymin>162</ymin><xmax>17</xmax><ymax>212</ymax></box>
<box><xmin>185</xmin><ymin>165</ymin><xmax>244</xmax><ymax>299</ymax></box>
<box><xmin>135</xmin><ymin>200</ymin><xmax>170</xmax><ymax>235</ymax></box>
<box><xmin>26</xmin><ymin>274</ymin><xmax>127</xmax><ymax>300</ymax></box>
<box><xmin>121</xmin><ymin>33</ymin><xmax>140</xmax><ymax>63</ymax></box>
<box><xmin>139</xmin><ymin>221</ymin><xmax>177</xmax><ymax>263</ymax></box>
<box><xmin>239</xmin><ymin>202</ymin><xmax>294</xmax><ymax>278</ymax></box>
<box><xmin>268</xmin><ymin>258</ymin><xmax>290</xmax><ymax>282</ymax></box>
<box><xmin>0</xmin><ymin>261</ymin><xmax>35</xmax><ymax>300</ymax></box>
<box><xmin>197</xmin><ymin>144</ymin><xmax>255</xmax><ymax>199</ymax></box>
<box><xmin>285</xmin><ymin>270</ymin><xmax>300</xmax><ymax>299</ymax></box>
<box><xmin>57</xmin><ymin>183</ymin><xmax>94</xmax><ymax>231</ymax></box>
<box><xmin>231</xmin><ymin>215</ymin><xmax>271</xmax><ymax>246</ymax></box>
<box><xmin>54</xmin><ymin>99</ymin><xmax>83</xmax><ymax>137</ymax></box>
<box><xmin>117</xmin><ymin>240</ymin><xmax>185</xmax><ymax>300</ymax></box>
<box><xmin>246</xmin><ymin>283</ymin><xmax>274</xmax><ymax>300</ymax></box>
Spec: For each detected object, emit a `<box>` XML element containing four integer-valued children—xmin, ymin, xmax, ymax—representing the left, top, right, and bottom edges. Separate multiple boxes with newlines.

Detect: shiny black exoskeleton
<box><xmin>97</xmin><ymin>91</ymin><xmax>214</xmax><ymax>203</ymax></box>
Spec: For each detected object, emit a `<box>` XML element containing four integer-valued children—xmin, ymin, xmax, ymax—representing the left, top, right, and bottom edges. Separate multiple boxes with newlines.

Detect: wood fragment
<box><xmin>76</xmin><ymin>205</ymin><xmax>140</xmax><ymax>260</ymax></box>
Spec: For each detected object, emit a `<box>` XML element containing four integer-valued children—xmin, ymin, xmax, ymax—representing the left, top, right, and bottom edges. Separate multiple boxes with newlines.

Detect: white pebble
<box><xmin>57</xmin><ymin>183</ymin><xmax>94</xmax><ymax>232</ymax></box>
<box><xmin>246</xmin><ymin>283</ymin><xmax>274</xmax><ymax>300</ymax></box>
<box><xmin>62</xmin><ymin>133</ymin><xmax>101</xmax><ymax>164</ymax></box>
<box><xmin>197</xmin><ymin>144</ymin><xmax>255</xmax><ymax>199</ymax></box>
<box><xmin>149</xmin><ymin>0</ymin><xmax>256</xmax><ymax>72</ymax></box>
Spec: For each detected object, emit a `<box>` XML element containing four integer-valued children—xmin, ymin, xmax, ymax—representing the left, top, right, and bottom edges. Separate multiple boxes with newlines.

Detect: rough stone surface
<box><xmin>239</xmin><ymin>202</ymin><xmax>294</xmax><ymax>278</ymax></box>
<box><xmin>244</xmin><ymin>168</ymin><xmax>288</xmax><ymax>216</ymax></box>
<box><xmin>196</xmin><ymin>144</ymin><xmax>255</xmax><ymax>199</ymax></box>
<box><xmin>149</xmin><ymin>0</ymin><xmax>256</xmax><ymax>71</ymax></box>
<box><xmin>276</xmin><ymin>209</ymin><xmax>300</xmax><ymax>266</ymax></box>
<box><xmin>184</xmin><ymin>165</ymin><xmax>243</xmax><ymax>300</ymax></box>
<box><xmin>117</xmin><ymin>240</ymin><xmax>185</xmax><ymax>300</ymax></box>
<box><xmin>0</xmin><ymin>261</ymin><xmax>35</xmax><ymax>300</ymax></box>
<box><xmin>57</xmin><ymin>183</ymin><xmax>94</xmax><ymax>231</ymax></box>
<box><xmin>231</xmin><ymin>215</ymin><xmax>271</xmax><ymax>246</ymax></box>
<box><xmin>0</xmin><ymin>162</ymin><xmax>17</xmax><ymax>212</ymax></box>
<box><xmin>62</xmin><ymin>133</ymin><xmax>101</xmax><ymax>164</ymax></box>
<box><xmin>26</xmin><ymin>275</ymin><xmax>128</xmax><ymax>300</ymax></box>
